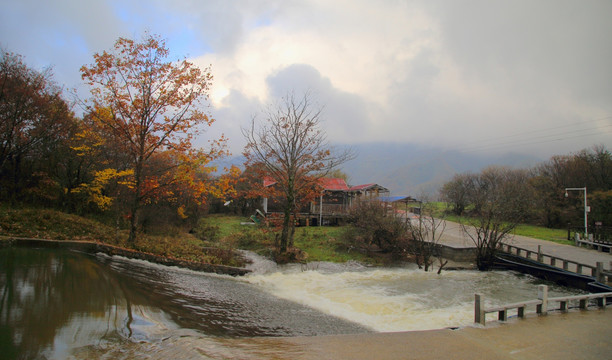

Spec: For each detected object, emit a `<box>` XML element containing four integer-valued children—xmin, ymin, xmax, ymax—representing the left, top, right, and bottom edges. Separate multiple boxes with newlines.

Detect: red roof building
<box><xmin>261</xmin><ymin>177</ymin><xmax>391</xmax><ymax>226</ymax></box>
<box><xmin>263</xmin><ymin>177</ymin><xmax>349</xmax><ymax>191</ymax></box>
<box><xmin>318</xmin><ymin>178</ymin><xmax>349</xmax><ymax>191</ymax></box>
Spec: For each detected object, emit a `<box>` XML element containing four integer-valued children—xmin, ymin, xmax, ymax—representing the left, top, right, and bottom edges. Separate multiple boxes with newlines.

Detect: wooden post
<box><xmin>577</xmin><ymin>264</ymin><xmax>583</xmax><ymax>275</ymax></box>
<box><xmin>518</xmin><ymin>306</ymin><xmax>525</xmax><ymax>318</ymax></box>
<box><xmin>475</xmin><ymin>294</ymin><xmax>485</xmax><ymax>325</ymax></box>
<box><xmin>537</xmin><ymin>245</ymin><xmax>543</xmax><ymax>262</ymax></box>
<box><xmin>575</xmin><ymin>232</ymin><xmax>580</xmax><ymax>247</ymax></box>
<box><xmin>596</xmin><ymin>262</ymin><xmax>604</xmax><ymax>283</ymax></box>
<box><xmin>537</xmin><ymin>285</ymin><xmax>548</xmax><ymax>315</ymax></box>
<box><xmin>563</xmin><ymin>261</ymin><xmax>569</xmax><ymax>271</ymax></box>
<box><xmin>579</xmin><ymin>298</ymin><xmax>587</xmax><ymax>309</ymax></box>
<box><xmin>551</xmin><ymin>257</ymin><xmax>556</xmax><ymax>267</ymax></box>
<box><xmin>319</xmin><ymin>195</ymin><xmax>323</xmax><ymax>227</ymax></box>
<box><xmin>498</xmin><ymin>309</ymin><xmax>507</xmax><ymax>321</ymax></box>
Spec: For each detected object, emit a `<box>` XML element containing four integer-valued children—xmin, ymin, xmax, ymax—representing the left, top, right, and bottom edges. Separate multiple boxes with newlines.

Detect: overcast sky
<box><xmin>1</xmin><ymin>0</ymin><xmax>610</xmax><ymax>157</ymax></box>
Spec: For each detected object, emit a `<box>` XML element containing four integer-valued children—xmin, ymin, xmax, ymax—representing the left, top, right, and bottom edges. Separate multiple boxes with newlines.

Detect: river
<box><xmin>0</xmin><ymin>247</ymin><xmax>585</xmax><ymax>359</ymax></box>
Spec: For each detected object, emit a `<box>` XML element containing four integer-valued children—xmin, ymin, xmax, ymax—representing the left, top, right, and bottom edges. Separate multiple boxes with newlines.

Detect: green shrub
<box><xmin>232</xmin><ymin>226</ymin><xmax>274</xmax><ymax>249</ymax></box>
<box><xmin>193</xmin><ymin>218</ymin><xmax>221</xmax><ymax>242</ymax></box>
<box><xmin>344</xmin><ymin>201</ymin><xmax>408</xmax><ymax>253</ymax></box>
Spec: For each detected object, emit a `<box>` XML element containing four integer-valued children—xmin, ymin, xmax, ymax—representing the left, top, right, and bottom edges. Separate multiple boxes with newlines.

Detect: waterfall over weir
<box><xmin>240</xmin><ymin>251</ymin><xmax>585</xmax><ymax>332</ymax></box>
<box><xmin>1</xmin><ymin>248</ymin><xmax>585</xmax><ymax>359</ymax></box>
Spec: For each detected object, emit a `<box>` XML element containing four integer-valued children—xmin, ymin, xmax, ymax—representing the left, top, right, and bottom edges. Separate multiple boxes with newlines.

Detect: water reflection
<box><xmin>0</xmin><ymin>248</ymin><xmax>144</xmax><ymax>358</ymax></box>
<box><xmin>0</xmin><ymin>248</ymin><xmax>368</xmax><ymax>359</ymax></box>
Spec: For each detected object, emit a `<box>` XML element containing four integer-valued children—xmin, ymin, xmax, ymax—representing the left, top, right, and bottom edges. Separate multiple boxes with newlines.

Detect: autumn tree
<box><xmin>80</xmin><ymin>34</ymin><xmax>227</xmax><ymax>244</ymax></box>
<box><xmin>242</xmin><ymin>92</ymin><xmax>354</xmax><ymax>253</ymax></box>
<box><xmin>225</xmin><ymin>163</ymin><xmax>266</xmax><ymax>215</ymax></box>
<box><xmin>530</xmin><ymin>145</ymin><xmax>612</xmax><ymax>229</ymax></box>
<box><xmin>0</xmin><ymin>51</ymin><xmax>75</xmax><ymax>202</ymax></box>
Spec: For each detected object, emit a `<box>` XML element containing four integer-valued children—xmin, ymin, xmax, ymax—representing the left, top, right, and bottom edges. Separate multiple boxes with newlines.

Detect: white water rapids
<box><xmin>240</xmin><ymin>252</ymin><xmax>583</xmax><ymax>332</ymax></box>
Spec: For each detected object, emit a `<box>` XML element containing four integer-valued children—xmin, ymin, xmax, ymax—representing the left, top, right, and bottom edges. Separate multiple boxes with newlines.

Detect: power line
<box><xmin>456</xmin><ymin>116</ymin><xmax>612</xmax><ymax>153</ymax></box>
<box><xmin>459</xmin><ymin>127</ymin><xmax>612</xmax><ymax>153</ymax></box>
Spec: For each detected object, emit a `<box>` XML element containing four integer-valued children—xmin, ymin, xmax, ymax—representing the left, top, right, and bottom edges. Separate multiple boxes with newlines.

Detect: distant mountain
<box><xmin>339</xmin><ymin>142</ymin><xmax>541</xmax><ymax>198</ymax></box>
<box><xmin>215</xmin><ymin>142</ymin><xmax>542</xmax><ymax>199</ymax></box>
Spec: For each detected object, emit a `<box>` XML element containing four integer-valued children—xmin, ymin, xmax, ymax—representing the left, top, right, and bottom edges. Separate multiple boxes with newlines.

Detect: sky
<box><xmin>1</xmin><ymin>0</ymin><xmax>611</xmax><ymax>158</ymax></box>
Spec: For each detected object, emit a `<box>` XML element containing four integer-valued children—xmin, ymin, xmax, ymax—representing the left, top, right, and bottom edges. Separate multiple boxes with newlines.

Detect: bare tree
<box><xmin>242</xmin><ymin>92</ymin><xmax>354</xmax><ymax>253</ymax></box>
<box><xmin>460</xmin><ymin>166</ymin><xmax>533</xmax><ymax>270</ymax></box>
<box><xmin>408</xmin><ymin>201</ymin><xmax>448</xmax><ymax>273</ymax></box>
<box><xmin>440</xmin><ymin>172</ymin><xmax>476</xmax><ymax>216</ymax></box>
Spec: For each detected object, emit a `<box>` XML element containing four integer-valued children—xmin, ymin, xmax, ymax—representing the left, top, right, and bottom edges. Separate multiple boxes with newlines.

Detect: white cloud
<box><xmin>1</xmin><ymin>0</ymin><xmax>610</xmax><ymax>157</ymax></box>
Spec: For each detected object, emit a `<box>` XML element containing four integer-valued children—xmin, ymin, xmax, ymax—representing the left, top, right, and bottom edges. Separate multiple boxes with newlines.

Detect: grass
<box><xmin>292</xmin><ymin>226</ymin><xmax>376</xmax><ymax>263</ymax></box>
<box><xmin>0</xmin><ymin>206</ymin><xmax>375</xmax><ymax>265</ymax></box>
<box><xmin>199</xmin><ymin>214</ymin><xmax>379</xmax><ymax>263</ymax></box>
<box><xmin>1</xmin><ymin>205</ymin><xmax>573</xmax><ymax>267</ymax></box>
<box><xmin>203</xmin><ymin>214</ymin><xmax>250</xmax><ymax>239</ymax></box>
<box><xmin>0</xmin><ymin>207</ymin><xmax>119</xmax><ymax>243</ymax></box>
<box><xmin>512</xmin><ymin>224</ymin><xmax>572</xmax><ymax>245</ymax></box>
<box><xmin>0</xmin><ymin>206</ymin><xmax>244</xmax><ymax>266</ymax></box>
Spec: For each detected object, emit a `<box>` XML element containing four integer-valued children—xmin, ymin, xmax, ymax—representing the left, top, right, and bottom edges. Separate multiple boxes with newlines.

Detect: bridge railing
<box><xmin>498</xmin><ymin>243</ymin><xmax>612</xmax><ymax>281</ymax></box>
<box><xmin>475</xmin><ymin>285</ymin><xmax>612</xmax><ymax>325</ymax></box>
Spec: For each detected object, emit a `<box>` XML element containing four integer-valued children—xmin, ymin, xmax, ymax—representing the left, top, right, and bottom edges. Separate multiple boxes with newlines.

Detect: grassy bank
<box><xmin>0</xmin><ymin>207</ymin><xmax>243</xmax><ymax>267</ymax></box>
<box><xmin>203</xmin><ymin>215</ymin><xmax>377</xmax><ymax>264</ymax></box>
<box><xmin>1</xmin><ymin>206</ymin><xmax>574</xmax><ymax>267</ymax></box>
<box><xmin>0</xmin><ymin>208</ymin><xmax>375</xmax><ymax>266</ymax></box>
<box><xmin>512</xmin><ymin>224</ymin><xmax>571</xmax><ymax>245</ymax></box>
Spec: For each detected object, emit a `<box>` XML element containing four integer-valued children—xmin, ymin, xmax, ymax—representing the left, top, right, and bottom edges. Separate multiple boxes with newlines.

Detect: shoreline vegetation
<box><xmin>0</xmin><ymin>206</ymin><xmax>568</xmax><ymax>273</ymax></box>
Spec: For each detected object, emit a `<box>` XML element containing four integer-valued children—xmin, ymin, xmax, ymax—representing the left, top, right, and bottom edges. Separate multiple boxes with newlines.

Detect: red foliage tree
<box><xmin>0</xmin><ymin>51</ymin><xmax>75</xmax><ymax>201</ymax></box>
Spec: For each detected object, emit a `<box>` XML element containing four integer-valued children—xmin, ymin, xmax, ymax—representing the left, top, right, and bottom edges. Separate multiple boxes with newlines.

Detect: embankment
<box><xmin>0</xmin><ymin>236</ymin><xmax>250</xmax><ymax>276</ymax></box>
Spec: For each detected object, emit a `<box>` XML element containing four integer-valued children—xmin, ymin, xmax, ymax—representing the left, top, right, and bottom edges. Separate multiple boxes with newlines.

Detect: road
<box><xmin>438</xmin><ymin>220</ymin><xmax>612</xmax><ymax>268</ymax></box>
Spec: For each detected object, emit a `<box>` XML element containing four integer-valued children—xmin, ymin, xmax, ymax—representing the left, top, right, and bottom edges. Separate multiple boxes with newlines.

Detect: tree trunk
<box><xmin>280</xmin><ymin>208</ymin><xmax>290</xmax><ymax>253</ymax></box>
<box><xmin>128</xmin><ymin>206</ymin><xmax>139</xmax><ymax>245</ymax></box>
<box><xmin>128</xmin><ymin>159</ymin><xmax>143</xmax><ymax>245</ymax></box>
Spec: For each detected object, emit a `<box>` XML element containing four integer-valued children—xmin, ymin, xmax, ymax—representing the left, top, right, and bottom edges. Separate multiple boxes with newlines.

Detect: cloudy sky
<box><xmin>1</xmin><ymin>0</ymin><xmax>611</xmax><ymax>157</ymax></box>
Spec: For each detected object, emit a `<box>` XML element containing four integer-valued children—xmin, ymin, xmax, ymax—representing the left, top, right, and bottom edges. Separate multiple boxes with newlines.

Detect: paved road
<box><xmin>439</xmin><ymin>220</ymin><xmax>612</xmax><ymax>269</ymax></box>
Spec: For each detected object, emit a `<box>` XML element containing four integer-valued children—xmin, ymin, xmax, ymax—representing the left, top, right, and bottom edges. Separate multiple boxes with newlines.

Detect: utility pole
<box><xmin>565</xmin><ymin>187</ymin><xmax>589</xmax><ymax>239</ymax></box>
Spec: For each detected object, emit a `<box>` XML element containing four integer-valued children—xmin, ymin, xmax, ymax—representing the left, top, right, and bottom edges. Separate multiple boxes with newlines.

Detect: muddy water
<box><xmin>0</xmin><ymin>248</ymin><xmax>584</xmax><ymax>359</ymax></box>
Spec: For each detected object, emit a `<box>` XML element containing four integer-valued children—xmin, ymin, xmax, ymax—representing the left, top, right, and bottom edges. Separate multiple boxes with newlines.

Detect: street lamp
<box><xmin>565</xmin><ymin>187</ymin><xmax>589</xmax><ymax>239</ymax></box>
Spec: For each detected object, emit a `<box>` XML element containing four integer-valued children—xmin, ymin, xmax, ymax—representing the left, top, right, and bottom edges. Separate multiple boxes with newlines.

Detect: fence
<box><xmin>498</xmin><ymin>243</ymin><xmax>612</xmax><ymax>282</ymax></box>
<box><xmin>568</xmin><ymin>225</ymin><xmax>612</xmax><ymax>243</ymax></box>
<box><xmin>475</xmin><ymin>284</ymin><xmax>612</xmax><ymax>325</ymax></box>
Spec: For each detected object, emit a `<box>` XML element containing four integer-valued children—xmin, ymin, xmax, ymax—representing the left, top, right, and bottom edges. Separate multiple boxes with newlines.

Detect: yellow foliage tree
<box><xmin>81</xmin><ymin>34</ymin><xmax>230</xmax><ymax>243</ymax></box>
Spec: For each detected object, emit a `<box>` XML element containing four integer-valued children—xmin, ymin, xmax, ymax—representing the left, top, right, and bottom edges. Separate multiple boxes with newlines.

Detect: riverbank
<box><xmin>0</xmin><ymin>207</ymin><xmax>248</xmax><ymax>268</ymax></box>
<box><xmin>0</xmin><ymin>236</ymin><xmax>250</xmax><ymax>276</ymax></box>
